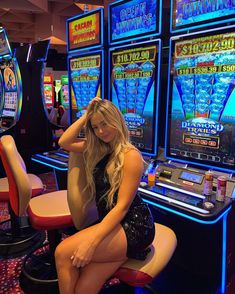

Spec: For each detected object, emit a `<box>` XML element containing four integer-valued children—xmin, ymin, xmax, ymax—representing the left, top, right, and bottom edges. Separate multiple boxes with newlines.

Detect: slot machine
<box><xmin>160</xmin><ymin>24</ymin><xmax>235</xmax><ymax>294</ymax></box>
<box><xmin>0</xmin><ymin>28</ymin><xmax>22</xmax><ymax>134</ymax></box>
<box><xmin>108</xmin><ymin>0</ymin><xmax>162</xmax><ymax>157</ymax></box>
<box><xmin>135</xmin><ymin>1</ymin><xmax>235</xmax><ymax>293</ymax></box>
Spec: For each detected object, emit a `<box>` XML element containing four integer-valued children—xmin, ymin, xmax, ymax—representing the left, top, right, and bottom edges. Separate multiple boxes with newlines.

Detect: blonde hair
<box><xmin>83</xmin><ymin>99</ymin><xmax>134</xmax><ymax>209</ymax></box>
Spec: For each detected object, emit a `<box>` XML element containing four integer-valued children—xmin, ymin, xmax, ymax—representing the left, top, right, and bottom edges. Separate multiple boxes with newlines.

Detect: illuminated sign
<box><xmin>109</xmin><ymin>0</ymin><xmax>161</xmax><ymax>44</ymax></box>
<box><xmin>67</xmin><ymin>9</ymin><xmax>103</xmax><ymax>52</ymax></box>
<box><xmin>171</xmin><ymin>0</ymin><xmax>235</xmax><ymax>32</ymax></box>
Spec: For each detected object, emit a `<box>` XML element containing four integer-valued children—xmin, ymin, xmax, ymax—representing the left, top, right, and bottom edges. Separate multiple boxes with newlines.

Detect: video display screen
<box><xmin>61</xmin><ymin>84</ymin><xmax>69</xmax><ymax>108</ymax></box>
<box><xmin>69</xmin><ymin>51</ymin><xmax>103</xmax><ymax>123</ymax></box>
<box><xmin>109</xmin><ymin>0</ymin><xmax>161</xmax><ymax>45</ymax></box>
<box><xmin>1</xmin><ymin>60</ymin><xmax>18</xmax><ymax>117</ymax></box>
<box><xmin>109</xmin><ymin>40</ymin><xmax>161</xmax><ymax>156</ymax></box>
<box><xmin>166</xmin><ymin>27</ymin><xmax>235</xmax><ymax>172</ymax></box>
<box><xmin>67</xmin><ymin>8</ymin><xmax>103</xmax><ymax>53</ymax></box>
<box><xmin>44</xmin><ymin>84</ymin><xmax>53</xmax><ymax>106</ymax></box>
<box><xmin>0</xmin><ymin>29</ymin><xmax>12</xmax><ymax>57</ymax></box>
<box><xmin>171</xmin><ymin>0</ymin><xmax>235</xmax><ymax>32</ymax></box>
<box><xmin>60</xmin><ymin>75</ymin><xmax>69</xmax><ymax>108</ymax></box>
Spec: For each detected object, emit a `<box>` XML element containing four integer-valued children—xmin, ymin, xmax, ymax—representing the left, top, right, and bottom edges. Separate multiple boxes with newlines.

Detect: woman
<box><xmin>55</xmin><ymin>97</ymin><xmax>155</xmax><ymax>294</ymax></box>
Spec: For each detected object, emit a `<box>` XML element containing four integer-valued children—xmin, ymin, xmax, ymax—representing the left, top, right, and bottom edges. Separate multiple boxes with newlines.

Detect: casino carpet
<box><xmin>0</xmin><ymin>172</ymin><xmax>57</xmax><ymax>294</ymax></box>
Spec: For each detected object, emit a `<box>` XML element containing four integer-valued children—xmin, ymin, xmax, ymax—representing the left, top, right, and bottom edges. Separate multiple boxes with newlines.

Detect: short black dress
<box><xmin>93</xmin><ymin>154</ymin><xmax>155</xmax><ymax>260</ymax></box>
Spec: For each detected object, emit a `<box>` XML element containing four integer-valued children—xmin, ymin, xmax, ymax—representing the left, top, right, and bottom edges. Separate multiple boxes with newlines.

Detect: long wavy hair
<box><xmin>83</xmin><ymin>99</ymin><xmax>133</xmax><ymax>210</ymax></box>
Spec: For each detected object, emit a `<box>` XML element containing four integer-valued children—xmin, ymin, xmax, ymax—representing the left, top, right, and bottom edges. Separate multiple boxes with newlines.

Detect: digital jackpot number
<box><xmin>71</xmin><ymin>57</ymin><xmax>99</xmax><ymax>69</ymax></box>
<box><xmin>116</xmin><ymin>50</ymin><xmax>150</xmax><ymax>64</ymax></box>
<box><xmin>113</xmin><ymin>46</ymin><xmax>157</xmax><ymax>65</ymax></box>
<box><xmin>178</xmin><ymin>36</ymin><xmax>235</xmax><ymax>56</ymax></box>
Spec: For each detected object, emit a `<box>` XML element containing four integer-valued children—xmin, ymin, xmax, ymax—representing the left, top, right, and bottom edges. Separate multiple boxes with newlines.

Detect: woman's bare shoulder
<box><xmin>123</xmin><ymin>147</ymin><xmax>143</xmax><ymax>170</ymax></box>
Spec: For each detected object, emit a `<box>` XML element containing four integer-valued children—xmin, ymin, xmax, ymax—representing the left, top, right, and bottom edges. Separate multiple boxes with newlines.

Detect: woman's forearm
<box><xmin>58</xmin><ymin>114</ymin><xmax>87</xmax><ymax>150</ymax></box>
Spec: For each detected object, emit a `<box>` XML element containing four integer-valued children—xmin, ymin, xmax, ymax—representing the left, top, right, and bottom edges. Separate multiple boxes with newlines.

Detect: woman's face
<box><xmin>90</xmin><ymin>112</ymin><xmax>117</xmax><ymax>144</ymax></box>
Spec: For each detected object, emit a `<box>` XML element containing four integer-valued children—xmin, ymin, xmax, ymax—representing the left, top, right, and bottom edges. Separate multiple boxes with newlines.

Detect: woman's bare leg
<box><xmin>75</xmin><ymin>260</ymin><xmax>124</xmax><ymax>294</ymax></box>
<box><xmin>55</xmin><ymin>224</ymin><xmax>128</xmax><ymax>294</ymax></box>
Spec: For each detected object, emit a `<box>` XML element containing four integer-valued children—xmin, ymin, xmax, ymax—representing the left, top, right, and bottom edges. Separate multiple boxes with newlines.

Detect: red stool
<box><xmin>0</xmin><ymin>135</ymin><xmax>73</xmax><ymax>293</ymax></box>
<box><xmin>0</xmin><ymin>136</ymin><xmax>45</xmax><ymax>257</ymax></box>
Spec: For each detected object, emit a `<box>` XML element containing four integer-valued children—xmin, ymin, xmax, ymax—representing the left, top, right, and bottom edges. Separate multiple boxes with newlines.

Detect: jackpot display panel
<box><xmin>108</xmin><ymin>0</ymin><xmax>162</xmax><ymax>45</ymax></box>
<box><xmin>171</xmin><ymin>0</ymin><xmax>235</xmax><ymax>33</ymax></box>
<box><xmin>68</xmin><ymin>50</ymin><xmax>104</xmax><ymax>124</ymax></box>
<box><xmin>166</xmin><ymin>26</ymin><xmax>235</xmax><ymax>172</ymax></box>
<box><xmin>109</xmin><ymin>39</ymin><xmax>161</xmax><ymax>156</ymax></box>
<box><xmin>67</xmin><ymin>8</ymin><xmax>104</xmax><ymax>53</ymax></box>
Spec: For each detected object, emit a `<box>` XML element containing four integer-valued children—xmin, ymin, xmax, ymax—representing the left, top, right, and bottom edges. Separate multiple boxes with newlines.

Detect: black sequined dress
<box><xmin>93</xmin><ymin>154</ymin><xmax>155</xmax><ymax>260</ymax></box>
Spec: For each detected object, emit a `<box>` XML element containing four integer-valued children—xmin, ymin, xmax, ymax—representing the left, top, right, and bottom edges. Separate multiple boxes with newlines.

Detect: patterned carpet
<box><xmin>0</xmin><ymin>172</ymin><xmax>57</xmax><ymax>294</ymax></box>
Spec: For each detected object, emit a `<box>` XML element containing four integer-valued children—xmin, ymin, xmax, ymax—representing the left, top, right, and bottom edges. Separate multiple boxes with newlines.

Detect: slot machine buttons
<box><xmin>203</xmin><ymin>201</ymin><xmax>215</xmax><ymax>211</ymax></box>
<box><xmin>140</xmin><ymin>181</ymin><xmax>148</xmax><ymax>188</ymax></box>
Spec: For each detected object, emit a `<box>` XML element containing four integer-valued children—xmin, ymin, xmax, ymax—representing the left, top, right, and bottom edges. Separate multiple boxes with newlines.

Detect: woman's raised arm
<box><xmin>58</xmin><ymin>113</ymin><xmax>87</xmax><ymax>153</ymax></box>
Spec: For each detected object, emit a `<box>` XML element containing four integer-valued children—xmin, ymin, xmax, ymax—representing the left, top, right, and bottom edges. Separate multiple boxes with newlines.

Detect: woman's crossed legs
<box><xmin>55</xmin><ymin>223</ymin><xmax>128</xmax><ymax>294</ymax></box>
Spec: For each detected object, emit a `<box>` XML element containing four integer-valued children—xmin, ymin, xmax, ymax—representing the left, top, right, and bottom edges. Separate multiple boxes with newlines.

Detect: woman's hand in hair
<box><xmin>89</xmin><ymin>96</ymin><xmax>102</xmax><ymax>106</ymax></box>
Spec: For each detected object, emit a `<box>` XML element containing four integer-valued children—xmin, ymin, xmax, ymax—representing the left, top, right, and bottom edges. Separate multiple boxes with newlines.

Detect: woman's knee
<box><xmin>54</xmin><ymin>241</ymin><xmax>67</xmax><ymax>264</ymax></box>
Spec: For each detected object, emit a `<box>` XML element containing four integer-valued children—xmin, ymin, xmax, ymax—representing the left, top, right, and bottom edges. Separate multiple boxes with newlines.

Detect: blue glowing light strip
<box><xmin>142</xmin><ymin>197</ymin><xmax>231</xmax><ymax>225</ymax></box>
<box><xmin>156</xmin><ymin>182</ymin><xmax>205</xmax><ymax>199</ymax></box>
<box><xmin>31</xmin><ymin>157</ymin><xmax>68</xmax><ymax>171</ymax></box>
<box><xmin>54</xmin><ymin>152</ymin><xmax>69</xmax><ymax>158</ymax></box>
<box><xmin>139</xmin><ymin>187</ymin><xmax>209</xmax><ymax>214</ymax></box>
<box><xmin>35</xmin><ymin>154</ymin><xmax>68</xmax><ymax>166</ymax></box>
<box><xmin>221</xmin><ymin>213</ymin><xmax>228</xmax><ymax>294</ymax></box>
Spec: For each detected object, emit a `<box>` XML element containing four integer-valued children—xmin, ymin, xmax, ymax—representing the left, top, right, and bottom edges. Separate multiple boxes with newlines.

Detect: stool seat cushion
<box><xmin>114</xmin><ymin>223</ymin><xmax>177</xmax><ymax>287</ymax></box>
<box><xmin>0</xmin><ymin>174</ymin><xmax>44</xmax><ymax>201</ymax></box>
<box><xmin>28</xmin><ymin>190</ymin><xmax>73</xmax><ymax>230</ymax></box>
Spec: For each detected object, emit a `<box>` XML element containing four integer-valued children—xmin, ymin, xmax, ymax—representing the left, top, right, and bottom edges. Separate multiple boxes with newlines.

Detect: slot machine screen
<box><xmin>68</xmin><ymin>50</ymin><xmax>104</xmax><ymax>124</ymax></box>
<box><xmin>0</xmin><ymin>29</ymin><xmax>12</xmax><ymax>57</ymax></box>
<box><xmin>1</xmin><ymin>61</ymin><xmax>18</xmax><ymax>117</ymax></box>
<box><xmin>61</xmin><ymin>75</ymin><xmax>69</xmax><ymax>108</ymax></box>
<box><xmin>109</xmin><ymin>39</ymin><xmax>161</xmax><ymax>156</ymax></box>
<box><xmin>43</xmin><ymin>75</ymin><xmax>54</xmax><ymax>107</ymax></box>
<box><xmin>171</xmin><ymin>0</ymin><xmax>235</xmax><ymax>33</ymax></box>
<box><xmin>28</xmin><ymin>40</ymin><xmax>50</xmax><ymax>62</ymax></box>
<box><xmin>44</xmin><ymin>84</ymin><xmax>53</xmax><ymax>106</ymax></box>
<box><xmin>109</xmin><ymin>0</ymin><xmax>162</xmax><ymax>45</ymax></box>
<box><xmin>67</xmin><ymin>8</ymin><xmax>103</xmax><ymax>53</ymax></box>
<box><xmin>166</xmin><ymin>26</ymin><xmax>235</xmax><ymax>172</ymax></box>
